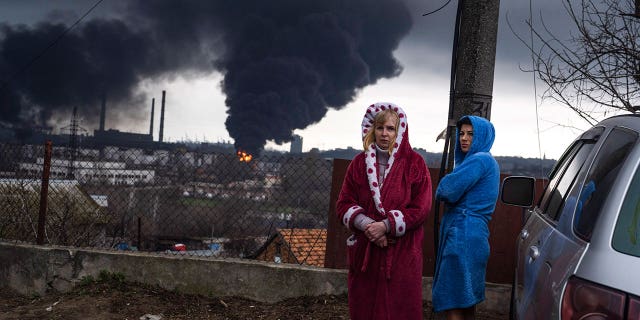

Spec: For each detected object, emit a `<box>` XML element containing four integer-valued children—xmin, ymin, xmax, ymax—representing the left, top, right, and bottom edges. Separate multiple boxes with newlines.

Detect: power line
<box><xmin>0</xmin><ymin>0</ymin><xmax>105</xmax><ymax>91</ymax></box>
<box><xmin>422</xmin><ymin>0</ymin><xmax>453</xmax><ymax>16</ymax></box>
<box><xmin>529</xmin><ymin>0</ymin><xmax>545</xmax><ymax>179</ymax></box>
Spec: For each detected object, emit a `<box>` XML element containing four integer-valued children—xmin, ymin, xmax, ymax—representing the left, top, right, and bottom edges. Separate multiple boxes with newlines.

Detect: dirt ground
<box><xmin>0</xmin><ymin>274</ymin><xmax>507</xmax><ymax>320</ymax></box>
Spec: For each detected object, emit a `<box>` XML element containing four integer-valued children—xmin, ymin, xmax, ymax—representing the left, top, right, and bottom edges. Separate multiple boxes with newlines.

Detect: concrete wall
<box><xmin>0</xmin><ymin>242</ymin><xmax>510</xmax><ymax>314</ymax></box>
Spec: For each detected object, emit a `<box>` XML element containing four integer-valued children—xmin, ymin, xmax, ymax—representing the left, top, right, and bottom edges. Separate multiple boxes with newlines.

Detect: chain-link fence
<box><xmin>0</xmin><ymin>141</ymin><xmax>332</xmax><ymax>267</ymax></box>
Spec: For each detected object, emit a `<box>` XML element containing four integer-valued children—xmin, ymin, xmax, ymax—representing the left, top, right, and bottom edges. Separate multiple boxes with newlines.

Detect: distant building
<box><xmin>290</xmin><ymin>135</ymin><xmax>303</xmax><ymax>154</ymax></box>
<box><xmin>93</xmin><ymin>129</ymin><xmax>154</xmax><ymax>148</ymax></box>
<box><xmin>19</xmin><ymin>158</ymin><xmax>155</xmax><ymax>185</ymax></box>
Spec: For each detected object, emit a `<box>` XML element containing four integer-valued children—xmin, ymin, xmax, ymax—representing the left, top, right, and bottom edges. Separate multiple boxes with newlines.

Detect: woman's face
<box><xmin>374</xmin><ymin>115</ymin><xmax>397</xmax><ymax>149</ymax></box>
<box><xmin>459</xmin><ymin>123</ymin><xmax>473</xmax><ymax>153</ymax></box>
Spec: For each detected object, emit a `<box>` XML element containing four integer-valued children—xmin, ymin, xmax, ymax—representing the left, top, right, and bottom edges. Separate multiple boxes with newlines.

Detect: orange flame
<box><xmin>236</xmin><ymin>150</ymin><xmax>253</xmax><ymax>162</ymax></box>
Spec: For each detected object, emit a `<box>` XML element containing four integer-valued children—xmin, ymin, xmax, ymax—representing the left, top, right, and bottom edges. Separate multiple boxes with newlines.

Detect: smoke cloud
<box><xmin>0</xmin><ymin>0</ymin><xmax>412</xmax><ymax>153</ymax></box>
<box><xmin>0</xmin><ymin>19</ymin><xmax>157</xmax><ymax>130</ymax></box>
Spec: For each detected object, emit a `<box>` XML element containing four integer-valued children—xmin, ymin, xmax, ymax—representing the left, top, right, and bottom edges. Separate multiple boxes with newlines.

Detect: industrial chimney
<box><xmin>149</xmin><ymin>98</ymin><xmax>155</xmax><ymax>138</ymax></box>
<box><xmin>159</xmin><ymin>90</ymin><xmax>166</xmax><ymax>142</ymax></box>
<box><xmin>99</xmin><ymin>93</ymin><xmax>106</xmax><ymax>131</ymax></box>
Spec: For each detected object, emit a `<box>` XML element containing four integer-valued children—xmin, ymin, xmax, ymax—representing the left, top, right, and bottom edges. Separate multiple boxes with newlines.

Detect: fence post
<box><xmin>36</xmin><ymin>140</ymin><xmax>52</xmax><ymax>245</ymax></box>
<box><xmin>324</xmin><ymin>158</ymin><xmax>351</xmax><ymax>269</ymax></box>
<box><xmin>137</xmin><ymin>216</ymin><xmax>141</xmax><ymax>250</ymax></box>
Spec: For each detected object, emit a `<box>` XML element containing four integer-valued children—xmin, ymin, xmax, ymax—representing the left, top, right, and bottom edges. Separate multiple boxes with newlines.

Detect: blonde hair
<box><xmin>362</xmin><ymin>109</ymin><xmax>399</xmax><ymax>155</ymax></box>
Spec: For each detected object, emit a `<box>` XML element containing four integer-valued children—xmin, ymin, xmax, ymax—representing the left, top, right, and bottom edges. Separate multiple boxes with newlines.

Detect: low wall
<box><xmin>0</xmin><ymin>242</ymin><xmax>510</xmax><ymax>314</ymax></box>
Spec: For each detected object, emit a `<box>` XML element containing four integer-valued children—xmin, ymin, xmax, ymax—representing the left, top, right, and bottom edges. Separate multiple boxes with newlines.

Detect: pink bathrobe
<box><xmin>336</xmin><ymin>103</ymin><xmax>432</xmax><ymax>320</ymax></box>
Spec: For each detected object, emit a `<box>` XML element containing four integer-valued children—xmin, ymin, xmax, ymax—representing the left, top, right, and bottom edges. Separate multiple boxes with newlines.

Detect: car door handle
<box><xmin>521</xmin><ymin>229</ymin><xmax>529</xmax><ymax>240</ymax></box>
<box><xmin>528</xmin><ymin>246</ymin><xmax>540</xmax><ymax>261</ymax></box>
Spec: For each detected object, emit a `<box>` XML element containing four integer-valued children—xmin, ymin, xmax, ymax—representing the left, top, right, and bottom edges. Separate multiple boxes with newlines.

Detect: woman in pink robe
<box><xmin>336</xmin><ymin>102</ymin><xmax>432</xmax><ymax>320</ymax></box>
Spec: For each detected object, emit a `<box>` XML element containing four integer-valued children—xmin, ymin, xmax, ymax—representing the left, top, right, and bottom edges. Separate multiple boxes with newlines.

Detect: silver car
<box><xmin>501</xmin><ymin>114</ymin><xmax>640</xmax><ymax>319</ymax></box>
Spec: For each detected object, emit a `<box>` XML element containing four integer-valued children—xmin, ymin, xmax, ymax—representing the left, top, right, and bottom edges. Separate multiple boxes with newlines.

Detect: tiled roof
<box><xmin>277</xmin><ymin>228</ymin><xmax>327</xmax><ymax>267</ymax></box>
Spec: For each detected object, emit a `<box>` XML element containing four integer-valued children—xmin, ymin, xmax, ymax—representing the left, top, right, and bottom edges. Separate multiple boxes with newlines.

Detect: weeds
<box><xmin>78</xmin><ymin>270</ymin><xmax>126</xmax><ymax>292</ymax></box>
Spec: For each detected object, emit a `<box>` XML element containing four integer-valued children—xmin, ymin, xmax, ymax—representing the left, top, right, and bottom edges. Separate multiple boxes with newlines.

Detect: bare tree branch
<box><xmin>511</xmin><ymin>0</ymin><xmax>640</xmax><ymax>120</ymax></box>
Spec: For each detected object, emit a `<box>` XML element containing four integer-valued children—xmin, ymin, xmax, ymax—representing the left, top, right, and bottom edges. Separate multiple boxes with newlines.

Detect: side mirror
<box><xmin>501</xmin><ymin>176</ymin><xmax>536</xmax><ymax>207</ymax></box>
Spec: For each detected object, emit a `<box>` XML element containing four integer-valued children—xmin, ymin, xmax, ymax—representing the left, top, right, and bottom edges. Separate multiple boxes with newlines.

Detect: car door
<box><xmin>515</xmin><ymin>127</ymin><xmax>601</xmax><ymax>319</ymax></box>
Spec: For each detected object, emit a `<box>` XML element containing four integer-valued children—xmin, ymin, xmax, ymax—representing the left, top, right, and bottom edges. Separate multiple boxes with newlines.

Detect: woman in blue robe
<box><xmin>432</xmin><ymin>115</ymin><xmax>500</xmax><ymax>319</ymax></box>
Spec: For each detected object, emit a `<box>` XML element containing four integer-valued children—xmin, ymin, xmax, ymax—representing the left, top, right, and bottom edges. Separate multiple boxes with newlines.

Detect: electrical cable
<box><xmin>529</xmin><ymin>0</ymin><xmax>545</xmax><ymax>181</ymax></box>
<box><xmin>433</xmin><ymin>0</ymin><xmax>464</xmax><ymax>273</ymax></box>
<box><xmin>422</xmin><ymin>0</ymin><xmax>453</xmax><ymax>17</ymax></box>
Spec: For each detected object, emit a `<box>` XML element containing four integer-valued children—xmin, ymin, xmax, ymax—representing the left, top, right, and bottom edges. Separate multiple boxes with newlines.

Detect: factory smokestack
<box><xmin>159</xmin><ymin>90</ymin><xmax>165</xmax><ymax>143</ymax></box>
<box><xmin>149</xmin><ymin>98</ymin><xmax>155</xmax><ymax>138</ymax></box>
<box><xmin>99</xmin><ymin>93</ymin><xmax>106</xmax><ymax>131</ymax></box>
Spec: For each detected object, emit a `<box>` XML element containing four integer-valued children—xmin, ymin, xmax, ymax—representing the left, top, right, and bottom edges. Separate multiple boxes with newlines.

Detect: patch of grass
<box><xmin>77</xmin><ymin>270</ymin><xmax>127</xmax><ymax>294</ymax></box>
<box><xmin>79</xmin><ymin>275</ymin><xmax>95</xmax><ymax>287</ymax></box>
<box><xmin>97</xmin><ymin>270</ymin><xmax>125</xmax><ymax>285</ymax></box>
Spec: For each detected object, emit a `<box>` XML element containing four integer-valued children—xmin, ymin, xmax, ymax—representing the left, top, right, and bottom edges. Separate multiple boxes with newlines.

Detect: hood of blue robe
<box><xmin>454</xmin><ymin>115</ymin><xmax>495</xmax><ymax>166</ymax></box>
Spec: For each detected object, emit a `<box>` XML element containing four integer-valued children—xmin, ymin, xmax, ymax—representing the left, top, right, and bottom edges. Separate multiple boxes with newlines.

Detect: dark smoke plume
<box><xmin>0</xmin><ymin>1</ymin><xmax>412</xmax><ymax>154</ymax></box>
<box><xmin>0</xmin><ymin>19</ymin><xmax>162</xmax><ymax>133</ymax></box>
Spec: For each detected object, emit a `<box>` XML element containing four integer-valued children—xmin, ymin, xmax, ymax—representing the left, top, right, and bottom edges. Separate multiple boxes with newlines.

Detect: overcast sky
<box><xmin>0</xmin><ymin>0</ymin><xmax>602</xmax><ymax>159</ymax></box>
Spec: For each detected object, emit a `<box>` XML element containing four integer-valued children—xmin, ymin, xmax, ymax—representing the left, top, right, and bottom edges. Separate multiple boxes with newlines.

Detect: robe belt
<box><xmin>360</xmin><ymin>242</ymin><xmax>371</xmax><ymax>272</ymax></box>
<box><xmin>385</xmin><ymin>241</ymin><xmax>395</xmax><ymax>280</ymax></box>
<box><xmin>360</xmin><ymin>238</ymin><xmax>397</xmax><ymax>280</ymax></box>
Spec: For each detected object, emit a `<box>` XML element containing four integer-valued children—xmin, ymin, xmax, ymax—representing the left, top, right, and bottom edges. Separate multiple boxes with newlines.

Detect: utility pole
<box><xmin>61</xmin><ymin>106</ymin><xmax>86</xmax><ymax>178</ymax></box>
<box><xmin>622</xmin><ymin>0</ymin><xmax>640</xmax><ymax>17</ymax></box>
<box><xmin>444</xmin><ymin>0</ymin><xmax>500</xmax><ymax>171</ymax></box>
<box><xmin>434</xmin><ymin>0</ymin><xmax>500</xmax><ymax>268</ymax></box>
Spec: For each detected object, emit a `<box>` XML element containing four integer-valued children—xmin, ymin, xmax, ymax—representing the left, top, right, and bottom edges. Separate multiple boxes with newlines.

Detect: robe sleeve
<box><xmin>336</xmin><ymin>156</ymin><xmax>367</xmax><ymax>232</ymax></box>
<box><xmin>386</xmin><ymin>154</ymin><xmax>432</xmax><ymax>237</ymax></box>
<box><xmin>436</xmin><ymin>153</ymin><xmax>488</xmax><ymax>204</ymax></box>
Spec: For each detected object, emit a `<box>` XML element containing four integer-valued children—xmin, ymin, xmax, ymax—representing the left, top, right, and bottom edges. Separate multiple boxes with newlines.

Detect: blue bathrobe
<box><xmin>431</xmin><ymin>115</ymin><xmax>500</xmax><ymax>312</ymax></box>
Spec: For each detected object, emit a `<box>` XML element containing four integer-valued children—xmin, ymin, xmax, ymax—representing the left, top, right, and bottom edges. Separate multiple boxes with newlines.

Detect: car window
<box><xmin>612</xmin><ymin>158</ymin><xmax>640</xmax><ymax>257</ymax></box>
<box><xmin>574</xmin><ymin>128</ymin><xmax>638</xmax><ymax>241</ymax></box>
<box><xmin>543</xmin><ymin>142</ymin><xmax>594</xmax><ymax>221</ymax></box>
<box><xmin>538</xmin><ymin>127</ymin><xmax>603</xmax><ymax>212</ymax></box>
<box><xmin>538</xmin><ymin>142</ymin><xmax>580</xmax><ymax>209</ymax></box>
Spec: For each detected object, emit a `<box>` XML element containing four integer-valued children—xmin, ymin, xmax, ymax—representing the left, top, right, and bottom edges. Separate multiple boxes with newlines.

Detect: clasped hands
<box><xmin>364</xmin><ymin>221</ymin><xmax>388</xmax><ymax>247</ymax></box>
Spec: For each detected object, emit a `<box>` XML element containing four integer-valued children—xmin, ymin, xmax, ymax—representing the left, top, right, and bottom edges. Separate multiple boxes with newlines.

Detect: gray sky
<box><xmin>0</xmin><ymin>0</ymin><xmax>600</xmax><ymax>159</ymax></box>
